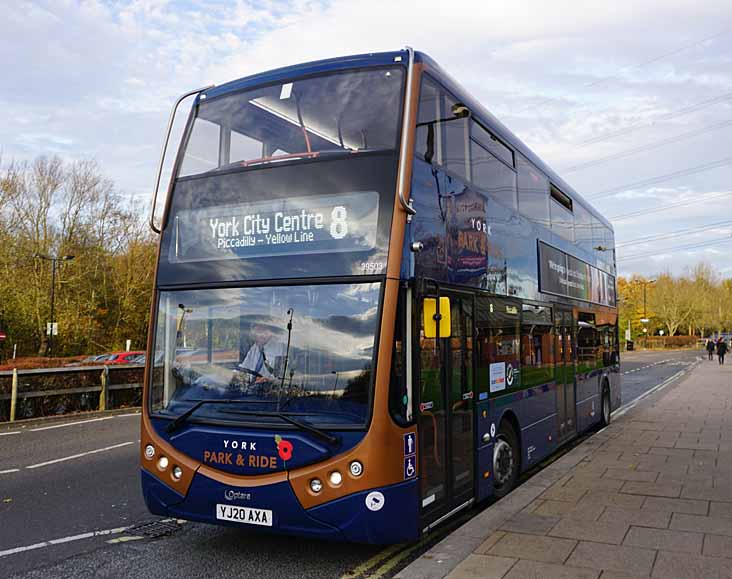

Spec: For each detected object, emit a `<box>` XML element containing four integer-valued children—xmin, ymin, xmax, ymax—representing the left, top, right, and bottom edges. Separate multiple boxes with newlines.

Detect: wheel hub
<box><xmin>493</xmin><ymin>438</ymin><xmax>514</xmax><ymax>485</ymax></box>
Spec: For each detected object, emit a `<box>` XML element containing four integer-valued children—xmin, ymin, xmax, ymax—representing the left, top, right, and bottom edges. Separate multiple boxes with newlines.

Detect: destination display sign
<box><xmin>538</xmin><ymin>241</ymin><xmax>616</xmax><ymax>307</ymax></box>
<box><xmin>170</xmin><ymin>191</ymin><xmax>379</xmax><ymax>263</ymax></box>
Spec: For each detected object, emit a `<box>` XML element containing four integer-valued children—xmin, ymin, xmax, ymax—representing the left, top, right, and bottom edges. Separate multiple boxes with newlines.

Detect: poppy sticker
<box><xmin>274</xmin><ymin>435</ymin><xmax>293</xmax><ymax>461</ymax></box>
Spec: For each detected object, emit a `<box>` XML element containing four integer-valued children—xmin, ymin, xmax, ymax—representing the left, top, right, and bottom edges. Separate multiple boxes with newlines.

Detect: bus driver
<box><xmin>238</xmin><ymin>322</ymin><xmax>284</xmax><ymax>383</ymax></box>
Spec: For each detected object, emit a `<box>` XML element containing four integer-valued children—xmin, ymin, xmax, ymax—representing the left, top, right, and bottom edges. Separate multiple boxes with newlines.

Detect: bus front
<box><xmin>140</xmin><ymin>52</ymin><xmax>418</xmax><ymax>543</ymax></box>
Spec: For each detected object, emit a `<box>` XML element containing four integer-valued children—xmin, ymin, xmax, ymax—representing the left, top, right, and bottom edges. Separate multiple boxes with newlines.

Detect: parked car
<box><xmin>65</xmin><ymin>354</ymin><xmax>110</xmax><ymax>367</ymax></box>
<box><xmin>102</xmin><ymin>351</ymin><xmax>145</xmax><ymax>365</ymax></box>
<box><xmin>126</xmin><ymin>353</ymin><xmax>146</xmax><ymax>365</ymax></box>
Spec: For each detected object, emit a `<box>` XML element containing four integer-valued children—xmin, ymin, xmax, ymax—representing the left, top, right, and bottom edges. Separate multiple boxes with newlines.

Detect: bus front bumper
<box><xmin>141</xmin><ymin>469</ymin><xmax>419</xmax><ymax>544</ymax></box>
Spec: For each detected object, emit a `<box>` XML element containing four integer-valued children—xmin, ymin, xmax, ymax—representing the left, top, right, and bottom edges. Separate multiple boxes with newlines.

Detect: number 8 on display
<box><xmin>330</xmin><ymin>206</ymin><xmax>349</xmax><ymax>239</ymax></box>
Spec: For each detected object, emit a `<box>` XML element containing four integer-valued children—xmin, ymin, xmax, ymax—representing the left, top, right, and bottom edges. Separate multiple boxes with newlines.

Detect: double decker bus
<box><xmin>141</xmin><ymin>48</ymin><xmax>620</xmax><ymax>543</ymax></box>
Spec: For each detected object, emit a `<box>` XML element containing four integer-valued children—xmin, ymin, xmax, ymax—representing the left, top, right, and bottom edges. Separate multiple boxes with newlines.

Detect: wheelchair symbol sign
<box><xmin>404</xmin><ymin>456</ymin><xmax>416</xmax><ymax>480</ymax></box>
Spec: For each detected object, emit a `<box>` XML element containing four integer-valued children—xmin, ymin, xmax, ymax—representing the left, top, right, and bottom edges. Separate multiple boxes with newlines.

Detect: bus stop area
<box><xmin>397</xmin><ymin>359</ymin><xmax>732</xmax><ymax>579</ymax></box>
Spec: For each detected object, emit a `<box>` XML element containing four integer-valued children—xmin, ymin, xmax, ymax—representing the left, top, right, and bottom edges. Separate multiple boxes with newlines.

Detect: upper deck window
<box><xmin>517</xmin><ymin>154</ymin><xmax>550</xmax><ymax>227</ymax></box>
<box><xmin>550</xmin><ymin>184</ymin><xmax>575</xmax><ymax>243</ymax></box>
<box><xmin>178</xmin><ymin>67</ymin><xmax>404</xmax><ymax>178</ymax></box>
<box><xmin>471</xmin><ymin>122</ymin><xmax>514</xmax><ymax>168</ymax></box>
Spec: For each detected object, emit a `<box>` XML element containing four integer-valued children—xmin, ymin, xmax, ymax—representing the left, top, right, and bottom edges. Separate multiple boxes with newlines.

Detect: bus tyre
<box><xmin>601</xmin><ymin>385</ymin><xmax>611</xmax><ymax>427</ymax></box>
<box><xmin>493</xmin><ymin>421</ymin><xmax>519</xmax><ymax>499</ymax></box>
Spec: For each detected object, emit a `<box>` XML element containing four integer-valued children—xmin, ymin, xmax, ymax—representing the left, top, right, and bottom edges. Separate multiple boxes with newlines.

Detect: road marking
<box><xmin>30</xmin><ymin>416</ymin><xmax>114</xmax><ymax>431</ymax></box>
<box><xmin>1</xmin><ymin>413</ymin><xmax>138</xmax><ymax>438</ymax></box>
<box><xmin>25</xmin><ymin>441</ymin><xmax>134</xmax><ymax>470</ymax></box>
<box><xmin>341</xmin><ymin>544</ymin><xmax>403</xmax><ymax>579</ymax></box>
<box><xmin>369</xmin><ymin>542</ymin><xmax>426</xmax><ymax>578</ymax></box>
<box><xmin>0</xmin><ymin>469</ymin><xmax>20</xmax><ymax>475</ymax></box>
<box><xmin>106</xmin><ymin>535</ymin><xmax>143</xmax><ymax>544</ymax></box>
<box><xmin>613</xmin><ymin>368</ymin><xmax>688</xmax><ymax>419</ymax></box>
<box><xmin>0</xmin><ymin>526</ymin><xmax>129</xmax><ymax>558</ymax></box>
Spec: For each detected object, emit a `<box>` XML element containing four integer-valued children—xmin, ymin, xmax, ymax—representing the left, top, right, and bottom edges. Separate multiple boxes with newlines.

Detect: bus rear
<box><xmin>140</xmin><ymin>51</ymin><xmax>420</xmax><ymax>543</ymax></box>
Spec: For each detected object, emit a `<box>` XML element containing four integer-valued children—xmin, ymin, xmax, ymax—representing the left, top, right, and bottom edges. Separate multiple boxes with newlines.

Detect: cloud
<box><xmin>1</xmin><ymin>0</ymin><xmax>731</xmax><ymax>275</ymax></box>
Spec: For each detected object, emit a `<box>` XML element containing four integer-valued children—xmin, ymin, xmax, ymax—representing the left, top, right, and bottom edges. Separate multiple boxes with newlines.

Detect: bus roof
<box><xmin>201</xmin><ymin>49</ymin><xmax>613</xmax><ymax>232</ymax></box>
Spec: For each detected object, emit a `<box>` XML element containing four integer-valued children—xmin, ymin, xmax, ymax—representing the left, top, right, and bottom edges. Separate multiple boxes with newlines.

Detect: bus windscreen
<box><xmin>149</xmin><ymin>282</ymin><xmax>381</xmax><ymax>429</ymax></box>
<box><xmin>178</xmin><ymin>67</ymin><xmax>404</xmax><ymax>177</ymax></box>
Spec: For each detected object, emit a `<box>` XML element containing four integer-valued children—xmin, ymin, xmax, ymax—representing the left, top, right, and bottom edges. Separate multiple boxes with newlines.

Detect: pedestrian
<box><xmin>717</xmin><ymin>338</ymin><xmax>727</xmax><ymax>365</ymax></box>
<box><xmin>706</xmin><ymin>337</ymin><xmax>716</xmax><ymax>361</ymax></box>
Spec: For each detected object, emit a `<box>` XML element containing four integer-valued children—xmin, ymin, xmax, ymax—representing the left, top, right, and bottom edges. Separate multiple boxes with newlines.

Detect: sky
<box><xmin>2</xmin><ymin>0</ymin><xmax>732</xmax><ymax>278</ymax></box>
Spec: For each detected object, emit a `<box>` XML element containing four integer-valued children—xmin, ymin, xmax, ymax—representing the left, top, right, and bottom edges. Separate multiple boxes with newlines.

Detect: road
<box><xmin>0</xmin><ymin>349</ymin><xmax>701</xmax><ymax>579</ymax></box>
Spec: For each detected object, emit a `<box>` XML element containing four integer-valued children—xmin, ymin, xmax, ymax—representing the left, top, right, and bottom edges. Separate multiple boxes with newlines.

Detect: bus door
<box><xmin>555</xmin><ymin>309</ymin><xmax>577</xmax><ymax>441</ymax></box>
<box><xmin>417</xmin><ymin>291</ymin><xmax>475</xmax><ymax>528</ymax></box>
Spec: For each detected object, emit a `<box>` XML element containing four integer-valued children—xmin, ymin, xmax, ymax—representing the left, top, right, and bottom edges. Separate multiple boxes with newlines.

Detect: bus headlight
<box><xmin>349</xmin><ymin>461</ymin><xmax>363</xmax><ymax>477</ymax></box>
<box><xmin>144</xmin><ymin>444</ymin><xmax>155</xmax><ymax>460</ymax></box>
<box><xmin>329</xmin><ymin>471</ymin><xmax>343</xmax><ymax>486</ymax></box>
<box><xmin>172</xmin><ymin>466</ymin><xmax>183</xmax><ymax>481</ymax></box>
<box><xmin>158</xmin><ymin>456</ymin><xmax>169</xmax><ymax>470</ymax></box>
<box><xmin>309</xmin><ymin>478</ymin><xmax>323</xmax><ymax>493</ymax></box>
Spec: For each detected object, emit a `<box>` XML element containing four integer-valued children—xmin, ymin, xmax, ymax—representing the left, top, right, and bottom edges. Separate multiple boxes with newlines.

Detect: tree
<box><xmin>649</xmin><ymin>273</ymin><xmax>695</xmax><ymax>337</ymax></box>
<box><xmin>0</xmin><ymin>155</ymin><xmax>156</xmax><ymax>357</ymax></box>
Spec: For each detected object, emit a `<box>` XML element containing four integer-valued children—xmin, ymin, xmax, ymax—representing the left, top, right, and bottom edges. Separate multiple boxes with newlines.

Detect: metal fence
<box><xmin>0</xmin><ymin>364</ymin><xmax>144</xmax><ymax>423</ymax></box>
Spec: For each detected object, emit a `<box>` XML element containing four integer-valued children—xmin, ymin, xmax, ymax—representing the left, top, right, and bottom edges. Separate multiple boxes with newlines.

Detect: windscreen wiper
<box><xmin>165</xmin><ymin>399</ymin><xmax>272</xmax><ymax>434</ymax></box>
<box><xmin>220</xmin><ymin>409</ymin><xmax>340</xmax><ymax>446</ymax></box>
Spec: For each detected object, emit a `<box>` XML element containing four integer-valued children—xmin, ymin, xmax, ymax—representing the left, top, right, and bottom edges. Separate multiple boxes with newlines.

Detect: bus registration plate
<box><xmin>216</xmin><ymin>504</ymin><xmax>273</xmax><ymax>527</ymax></box>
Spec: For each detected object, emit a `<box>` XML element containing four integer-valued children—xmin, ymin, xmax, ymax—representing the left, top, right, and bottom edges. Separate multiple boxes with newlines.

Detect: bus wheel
<box><xmin>601</xmin><ymin>385</ymin><xmax>611</xmax><ymax>427</ymax></box>
<box><xmin>493</xmin><ymin>421</ymin><xmax>519</xmax><ymax>499</ymax></box>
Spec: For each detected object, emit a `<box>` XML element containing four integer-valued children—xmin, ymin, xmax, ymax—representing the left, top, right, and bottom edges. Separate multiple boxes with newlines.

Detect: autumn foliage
<box><xmin>0</xmin><ymin>156</ymin><xmax>155</xmax><ymax>358</ymax></box>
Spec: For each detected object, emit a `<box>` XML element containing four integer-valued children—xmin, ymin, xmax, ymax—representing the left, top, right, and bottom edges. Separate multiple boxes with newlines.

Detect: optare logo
<box><xmin>224</xmin><ymin>490</ymin><xmax>252</xmax><ymax>501</ymax></box>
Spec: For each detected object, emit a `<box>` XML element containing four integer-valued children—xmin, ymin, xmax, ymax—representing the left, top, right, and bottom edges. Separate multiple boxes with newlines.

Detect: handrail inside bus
<box><xmin>150</xmin><ymin>85</ymin><xmax>215</xmax><ymax>234</ymax></box>
<box><xmin>397</xmin><ymin>46</ymin><xmax>417</xmax><ymax>222</ymax></box>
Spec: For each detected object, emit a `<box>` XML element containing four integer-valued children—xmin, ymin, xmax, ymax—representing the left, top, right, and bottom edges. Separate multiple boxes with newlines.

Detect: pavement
<box><xmin>396</xmin><ymin>353</ymin><xmax>732</xmax><ymax>579</ymax></box>
<box><xmin>0</xmin><ymin>349</ymin><xmax>704</xmax><ymax>578</ymax></box>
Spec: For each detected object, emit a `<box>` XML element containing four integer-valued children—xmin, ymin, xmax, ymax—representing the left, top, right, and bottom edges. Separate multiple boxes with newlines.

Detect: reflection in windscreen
<box><xmin>150</xmin><ymin>283</ymin><xmax>380</xmax><ymax>428</ymax></box>
<box><xmin>178</xmin><ymin>68</ymin><xmax>404</xmax><ymax>177</ymax></box>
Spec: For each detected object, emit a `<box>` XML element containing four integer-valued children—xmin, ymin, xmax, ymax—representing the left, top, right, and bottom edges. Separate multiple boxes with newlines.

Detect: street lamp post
<box><xmin>638</xmin><ymin>278</ymin><xmax>656</xmax><ymax>349</ymax></box>
<box><xmin>35</xmin><ymin>253</ymin><xmax>75</xmax><ymax>357</ymax></box>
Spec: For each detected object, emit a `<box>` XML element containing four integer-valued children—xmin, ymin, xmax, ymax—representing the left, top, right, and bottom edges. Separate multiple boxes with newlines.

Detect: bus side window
<box><xmin>471</xmin><ymin>122</ymin><xmax>517</xmax><ymax>211</ymax></box>
<box><xmin>475</xmin><ymin>296</ymin><xmax>520</xmax><ymax>396</ymax></box>
<box><xmin>415</xmin><ymin>76</ymin><xmax>443</xmax><ymax>164</ymax></box>
<box><xmin>517</xmin><ymin>154</ymin><xmax>550</xmax><ymax>228</ymax></box>
<box><xmin>389</xmin><ymin>291</ymin><xmax>410</xmax><ymax>425</ymax></box>
<box><xmin>577</xmin><ymin>313</ymin><xmax>599</xmax><ymax>371</ymax></box>
<box><xmin>521</xmin><ymin>325</ymin><xmax>554</xmax><ymax>387</ymax></box>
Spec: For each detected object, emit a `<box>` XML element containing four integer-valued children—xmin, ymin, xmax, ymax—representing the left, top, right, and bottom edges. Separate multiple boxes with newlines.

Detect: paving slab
<box><xmin>602</xmin><ymin>467</ymin><xmax>659</xmax><ymax>482</ymax></box>
<box><xmin>651</xmin><ymin>550</ymin><xmax>732</xmax><ymax>578</ymax></box>
<box><xmin>702</xmin><ymin>533</ymin><xmax>732</xmax><ymax>558</ymax></box>
<box><xmin>641</xmin><ymin>496</ymin><xmax>709</xmax><ymax>515</ymax></box>
<box><xmin>620</xmin><ymin>481</ymin><xmax>682</xmax><ymax>498</ymax></box>
<box><xmin>564</xmin><ymin>542</ymin><xmax>656</xmax><ymax>576</ymax></box>
<box><xmin>503</xmin><ymin>560</ymin><xmax>600</xmax><ymax>579</ymax></box>
<box><xmin>475</xmin><ymin>532</ymin><xmax>507</xmax><ymax>554</ymax></box>
<box><xmin>710</xmin><ymin>502</ymin><xmax>732</xmax><ymax>519</ymax></box>
<box><xmin>598</xmin><ymin>506</ymin><xmax>671</xmax><ymax>529</ymax></box>
<box><xmin>577</xmin><ymin>490</ymin><xmax>645</xmax><ymax>510</ymax></box>
<box><xmin>532</xmin><ymin>500</ymin><xmax>605</xmax><ymax>521</ymax></box>
<box><xmin>623</xmin><ymin>525</ymin><xmax>704</xmax><ymax>554</ymax></box>
<box><xmin>681</xmin><ymin>483</ymin><xmax>732</xmax><ymax>502</ymax></box>
<box><xmin>540</xmin><ymin>485</ymin><xmax>589</xmax><ymax>503</ymax></box>
<box><xmin>486</xmin><ymin>532</ymin><xmax>577</xmax><ymax>564</ymax></box>
<box><xmin>548</xmin><ymin>517</ymin><xmax>630</xmax><ymax>545</ymax></box>
<box><xmin>498</xmin><ymin>511</ymin><xmax>560</xmax><ymax>535</ymax></box>
<box><xmin>670</xmin><ymin>513</ymin><xmax>732</xmax><ymax>537</ymax></box>
<box><xmin>444</xmin><ymin>554</ymin><xmax>517</xmax><ymax>579</ymax></box>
